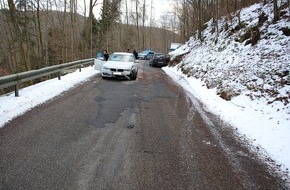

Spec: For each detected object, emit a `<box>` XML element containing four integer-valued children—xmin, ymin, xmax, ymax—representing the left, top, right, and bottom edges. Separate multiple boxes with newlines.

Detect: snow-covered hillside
<box><xmin>172</xmin><ymin>2</ymin><xmax>289</xmax><ymax>107</ymax></box>
<box><xmin>167</xmin><ymin>0</ymin><xmax>290</xmax><ymax>179</ymax></box>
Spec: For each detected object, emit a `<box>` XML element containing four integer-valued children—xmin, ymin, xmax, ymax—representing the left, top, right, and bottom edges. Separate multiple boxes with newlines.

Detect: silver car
<box><xmin>101</xmin><ymin>52</ymin><xmax>138</xmax><ymax>80</ymax></box>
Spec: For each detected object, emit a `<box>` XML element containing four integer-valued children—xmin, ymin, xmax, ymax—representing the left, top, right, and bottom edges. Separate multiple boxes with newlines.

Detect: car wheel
<box><xmin>130</xmin><ymin>71</ymin><xmax>137</xmax><ymax>80</ymax></box>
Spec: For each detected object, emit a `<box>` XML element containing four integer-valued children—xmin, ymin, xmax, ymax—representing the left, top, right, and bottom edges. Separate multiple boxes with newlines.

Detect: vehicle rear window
<box><xmin>155</xmin><ymin>54</ymin><xmax>165</xmax><ymax>58</ymax></box>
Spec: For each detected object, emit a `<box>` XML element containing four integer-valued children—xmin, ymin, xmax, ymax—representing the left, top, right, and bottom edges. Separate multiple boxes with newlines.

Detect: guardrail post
<box><xmin>15</xmin><ymin>84</ymin><xmax>19</xmax><ymax>97</ymax></box>
<box><xmin>79</xmin><ymin>65</ymin><xmax>82</xmax><ymax>72</ymax></box>
<box><xmin>58</xmin><ymin>72</ymin><xmax>61</xmax><ymax>80</ymax></box>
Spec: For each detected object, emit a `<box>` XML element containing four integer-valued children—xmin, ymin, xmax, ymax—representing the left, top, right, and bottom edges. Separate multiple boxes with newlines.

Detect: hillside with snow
<box><xmin>166</xmin><ymin>0</ymin><xmax>290</xmax><ymax>180</ymax></box>
<box><xmin>171</xmin><ymin>2</ymin><xmax>289</xmax><ymax>106</ymax></box>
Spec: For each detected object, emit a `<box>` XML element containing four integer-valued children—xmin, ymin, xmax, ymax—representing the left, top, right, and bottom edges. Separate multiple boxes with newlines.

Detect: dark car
<box><xmin>149</xmin><ymin>53</ymin><xmax>169</xmax><ymax>67</ymax></box>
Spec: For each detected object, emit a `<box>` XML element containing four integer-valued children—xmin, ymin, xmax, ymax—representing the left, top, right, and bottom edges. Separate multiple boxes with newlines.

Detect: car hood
<box><xmin>103</xmin><ymin>61</ymin><xmax>135</xmax><ymax>69</ymax></box>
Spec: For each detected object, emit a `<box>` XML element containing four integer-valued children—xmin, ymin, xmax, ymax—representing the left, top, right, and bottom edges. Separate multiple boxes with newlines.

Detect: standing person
<box><xmin>133</xmin><ymin>50</ymin><xmax>138</xmax><ymax>59</ymax></box>
<box><xmin>103</xmin><ymin>50</ymin><xmax>109</xmax><ymax>61</ymax></box>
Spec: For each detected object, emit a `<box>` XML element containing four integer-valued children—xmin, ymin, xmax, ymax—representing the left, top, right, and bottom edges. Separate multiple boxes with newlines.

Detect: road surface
<box><xmin>0</xmin><ymin>61</ymin><xmax>288</xmax><ymax>189</ymax></box>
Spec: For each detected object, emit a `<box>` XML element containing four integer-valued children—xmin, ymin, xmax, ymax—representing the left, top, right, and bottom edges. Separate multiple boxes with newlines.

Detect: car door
<box><xmin>94</xmin><ymin>52</ymin><xmax>105</xmax><ymax>71</ymax></box>
<box><xmin>147</xmin><ymin>52</ymin><xmax>154</xmax><ymax>60</ymax></box>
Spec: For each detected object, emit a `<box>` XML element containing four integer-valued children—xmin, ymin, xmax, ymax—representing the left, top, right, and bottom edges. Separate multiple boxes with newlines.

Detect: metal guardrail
<box><xmin>0</xmin><ymin>58</ymin><xmax>94</xmax><ymax>97</ymax></box>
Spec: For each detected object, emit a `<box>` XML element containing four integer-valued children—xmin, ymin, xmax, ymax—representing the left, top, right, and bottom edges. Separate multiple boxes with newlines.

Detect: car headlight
<box><xmin>102</xmin><ymin>66</ymin><xmax>110</xmax><ymax>70</ymax></box>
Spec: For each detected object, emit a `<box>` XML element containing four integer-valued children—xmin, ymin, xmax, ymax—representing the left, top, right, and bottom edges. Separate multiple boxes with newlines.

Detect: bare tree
<box><xmin>273</xmin><ymin>0</ymin><xmax>280</xmax><ymax>22</ymax></box>
<box><xmin>197</xmin><ymin>0</ymin><xmax>202</xmax><ymax>42</ymax></box>
<box><xmin>34</xmin><ymin>0</ymin><xmax>44</xmax><ymax>63</ymax></box>
<box><xmin>134</xmin><ymin>0</ymin><xmax>140</xmax><ymax>50</ymax></box>
<box><xmin>141</xmin><ymin>0</ymin><xmax>146</xmax><ymax>49</ymax></box>
<box><xmin>0</xmin><ymin>0</ymin><xmax>17</xmax><ymax>74</ymax></box>
<box><xmin>7</xmin><ymin>0</ymin><xmax>30</xmax><ymax>71</ymax></box>
<box><xmin>88</xmin><ymin>0</ymin><xmax>94</xmax><ymax>57</ymax></box>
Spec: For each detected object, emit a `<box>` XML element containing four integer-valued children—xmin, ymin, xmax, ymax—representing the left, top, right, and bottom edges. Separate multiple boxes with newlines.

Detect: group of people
<box><xmin>126</xmin><ymin>49</ymin><xmax>138</xmax><ymax>59</ymax></box>
<box><xmin>101</xmin><ymin>49</ymin><xmax>139</xmax><ymax>61</ymax></box>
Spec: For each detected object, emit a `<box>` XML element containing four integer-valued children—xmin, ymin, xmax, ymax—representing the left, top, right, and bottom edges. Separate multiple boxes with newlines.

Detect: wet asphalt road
<box><xmin>0</xmin><ymin>61</ymin><xmax>288</xmax><ymax>190</ymax></box>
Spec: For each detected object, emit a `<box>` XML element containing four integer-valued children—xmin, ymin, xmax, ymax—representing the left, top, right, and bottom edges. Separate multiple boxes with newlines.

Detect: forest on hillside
<box><xmin>0</xmin><ymin>0</ymin><xmax>286</xmax><ymax>76</ymax></box>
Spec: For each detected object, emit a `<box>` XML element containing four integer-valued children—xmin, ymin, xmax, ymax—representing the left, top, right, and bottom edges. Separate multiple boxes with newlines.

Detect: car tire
<box><xmin>130</xmin><ymin>71</ymin><xmax>137</xmax><ymax>80</ymax></box>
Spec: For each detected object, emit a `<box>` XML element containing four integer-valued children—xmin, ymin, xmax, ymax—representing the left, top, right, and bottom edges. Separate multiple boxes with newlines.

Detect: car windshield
<box><xmin>109</xmin><ymin>54</ymin><xmax>133</xmax><ymax>62</ymax></box>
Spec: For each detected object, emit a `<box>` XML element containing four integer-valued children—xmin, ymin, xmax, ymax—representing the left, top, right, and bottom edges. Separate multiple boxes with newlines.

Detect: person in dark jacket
<box><xmin>133</xmin><ymin>50</ymin><xmax>138</xmax><ymax>59</ymax></box>
<box><xmin>103</xmin><ymin>50</ymin><xmax>109</xmax><ymax>61</ymax></box>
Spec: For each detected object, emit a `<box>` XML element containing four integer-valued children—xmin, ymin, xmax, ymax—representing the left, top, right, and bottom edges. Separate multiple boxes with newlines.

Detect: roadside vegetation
<box><xmin>0</xmin><ymin>0</ymin><xmax>180</xmax><ymax>77</ymax></box>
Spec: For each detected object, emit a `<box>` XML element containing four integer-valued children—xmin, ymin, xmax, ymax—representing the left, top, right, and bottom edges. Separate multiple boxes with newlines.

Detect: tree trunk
<box><xmin>135</xmin><ymin>0</ymin><xmax>140</xmax><ymax>50</ymax></box>
<box><xmin>197</xmin><ymin>0</ymin><xmax>202</xmax><ymax>42</ymax></box>
<box><xmin>36</xmin><ymin>0</ymin><xmax>44</xmax><ymax>61</ymax></box>
<box><xmin>273</xmin><ymin>0</ymin><xmax>280</xmax><ymax>22</ymax></box>
<box><xmin>142</xmin><ymin>0</ymin><xmax>146</xmax><ymax>50</ymax></box>
<box><xmin>7</xmin><ymin>0</ymin><xmax>30</xmax><ymax>71</ymax></box>
<box><xmin>215</xmin><ymin>0</ymin><xmax>219</xmax><ymax>37</ymax></box>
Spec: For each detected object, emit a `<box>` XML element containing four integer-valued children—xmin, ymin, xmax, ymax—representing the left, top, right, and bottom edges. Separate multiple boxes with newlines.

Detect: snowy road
<box><xmin>0</xmin><ymin>62</ymin><xmax>287</xmax><ymax>189</ymax></box>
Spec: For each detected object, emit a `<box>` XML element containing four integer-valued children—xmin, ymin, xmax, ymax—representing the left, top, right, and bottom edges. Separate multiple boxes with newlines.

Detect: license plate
<box><xmin>113</xmin><ymin>72</ymin><xmax>122</xmax><ymax>75</ymax></box>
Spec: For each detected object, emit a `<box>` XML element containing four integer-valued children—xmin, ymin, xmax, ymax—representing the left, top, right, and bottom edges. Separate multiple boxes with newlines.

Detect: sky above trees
<box><xmin>82</xmin><ymin>0</ymin><xmax>174</xmax><ymax>25</ymax></box>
